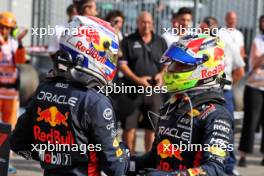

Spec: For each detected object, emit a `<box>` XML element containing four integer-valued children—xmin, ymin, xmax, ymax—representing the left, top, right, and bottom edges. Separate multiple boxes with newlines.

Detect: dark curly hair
<box><xmin>73</xmin><ymin>0</ymin><xmax>95</xmax><ymax>15</ymax></box>
<box><xmin>177</xmin><ymin>7</ymin><xmax>192</xmax><ymax>16</ymax></box>
<box><xmin>105</xmin><ymin>10</ymin><xmax>125</xmax><ymax>22</ymax></box>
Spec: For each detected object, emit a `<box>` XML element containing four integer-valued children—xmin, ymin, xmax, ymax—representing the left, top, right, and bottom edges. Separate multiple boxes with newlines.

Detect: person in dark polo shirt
<box><xmin>119</xmin><ymin>11</ymin><xmax>167</xmax><ymax>154</ymax></box>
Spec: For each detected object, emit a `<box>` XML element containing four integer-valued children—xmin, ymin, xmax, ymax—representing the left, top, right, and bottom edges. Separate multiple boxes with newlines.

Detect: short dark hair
<box><xmin>203</xmin><ymin>16</ymin><xmax>218</xmax><ymax>28</ymax></box>
<box><xmin>105</xmin><ymin>10</ymin><xmax>125</xmax><ymax>22</ymax></box>
<box><xmin>177</xmin><ymin>7</ymin><xmax>192</xmax><ymax>16</ymax></box>
<box><xmin>74</xmin><ymin>0</ymin><xmax>95</xmax><ymax>14</ymax></box>
<box><xmin>172</xmin><ymin>12</ymin><xmax>179</xmax><ymax>20</ymax></box>
<box><xmin>66</xmin><ymin>4</ymin><xmax>76</xmax><ymax>16</ymax></box>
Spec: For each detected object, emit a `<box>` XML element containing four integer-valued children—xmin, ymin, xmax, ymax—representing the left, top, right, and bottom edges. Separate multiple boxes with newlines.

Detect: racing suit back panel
<box><xmin>32</xmin><ymin>79</ymin><xmax>100</xmax><ymax>175</ymax></box>
<box><xmin>11</xmin><ymin>78</ymin><xmax>129</xmax><ymax>176</ymax></box>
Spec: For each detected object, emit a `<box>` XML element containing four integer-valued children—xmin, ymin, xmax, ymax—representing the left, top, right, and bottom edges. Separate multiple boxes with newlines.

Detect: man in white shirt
<box><xmin>217</xmin><ymin>12</ymin><xmax>246</xmax><ymax>176</ymax></box>
<box><xmin>219</xmin><ymin>11</ymin><xmax>246</xmax><ymax>60</ymax></box>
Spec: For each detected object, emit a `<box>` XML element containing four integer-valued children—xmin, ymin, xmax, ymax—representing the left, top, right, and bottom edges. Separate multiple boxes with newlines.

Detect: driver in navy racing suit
<box><xmin>10</xmin><ymin>16</ymin><xmax>129</xmax><ymax>176</ymax></box>
<box><xmin>128</xmin><ymin>34</ymin><xmax>233</xmax><ymax>176</ymax></box>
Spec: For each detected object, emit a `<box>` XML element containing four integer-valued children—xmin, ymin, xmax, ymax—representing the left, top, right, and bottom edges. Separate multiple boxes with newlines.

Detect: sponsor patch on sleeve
<box><xmin>103</xmin><ymin>108</ymin><xmax>113</xmax><ymax>120</ymax></box>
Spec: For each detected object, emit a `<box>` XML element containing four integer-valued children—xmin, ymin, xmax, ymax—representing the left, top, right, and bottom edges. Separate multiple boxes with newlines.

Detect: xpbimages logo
<box><xmin>157</xmin><ymin>139</ymin><xmax>234</xmax><ymax>159</ymax></box>
<box><xmin>31</xmin><ymin>25</ymin><xmax>100</xmax><ymax>38</ymax></box>
<box><xmin>31</xmin><ymin>141</ymin><xmax>102</xmax><ymax>155</ymax></box>
<box><xmin>97</xmin><ymin>83</ymin><xmax>168</xmax><ymax>96</ymax></box>
<box><xmin>162</xmin><ymin>26</ymin><xmax>237</xmax><ymax>36</ymax></box>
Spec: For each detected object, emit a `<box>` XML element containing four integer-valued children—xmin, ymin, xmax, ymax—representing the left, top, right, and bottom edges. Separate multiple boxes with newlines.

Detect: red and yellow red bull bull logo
<box><xmin>187</xmin><ymin>168</ymin><xmax>206</xmax><ymax>176</ymax></box>
<box><xmin>201</xmin><ymin>63</ymin><xmax>224</xmax><ymax>79</ymax></box>
<box><xmin>33</xmin><ymin>125</ymin><xmax>74</xmax><ymax>144</ymax></box>
<box><xmin>87</xmin><ymin>16</ymin><xmax>115</xmax><ymax>33</ymax></box>
<box><xmin>37</xmin><ymin>106</ymin><xmax>69</xmax><ymax>127</ymax></box>
<box><xmin>157</xmin><ymin>139</ymin><xmax>183</xmax><ymax>161</ymax></box>
<box><xmin>214</xmin><ymin>47</ymin><xmax>224</xmax><ymax>61</ymax></box>
<box><xmin>75</xmin><ymin>26</ymin><xmax>100</xmax><ymax>45</ymax></box>
<box><xmin>34</xmin><ymin>106</ymin><xmax>74</xmax><ymax>144</ymax></box>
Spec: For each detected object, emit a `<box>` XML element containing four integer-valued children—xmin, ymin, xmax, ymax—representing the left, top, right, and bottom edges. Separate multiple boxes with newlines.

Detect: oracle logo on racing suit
<box><xmin>158</xmin><ymin>126</ymin><xmax>190</xmax><ymax>142</ymax></box>
<box><xmin>201</xmin><ymin>64</ymin><xmax>224</xmax><ymax>79</ymax></box>
<box><xmin>36</xmin><ymin>91</ymin><xmax>78</xmax><ymax>107</ymax></box>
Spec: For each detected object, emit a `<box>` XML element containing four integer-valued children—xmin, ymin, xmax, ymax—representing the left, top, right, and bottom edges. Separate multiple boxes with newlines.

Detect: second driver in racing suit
<box><xmin>128</xmin><ymin>34</ymin><xmax>233</xmax><ymax>176</ymax></box>
<box><xmin>10</xmin><ymin>16</ymin><xmax>129</xmax><ymax>176</ymax></box>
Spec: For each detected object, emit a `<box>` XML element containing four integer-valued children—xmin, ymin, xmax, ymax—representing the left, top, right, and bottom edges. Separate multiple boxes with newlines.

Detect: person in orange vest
<box><xmin>0</xmin><ymin>11</ymin><xmax>27</xmax><ymax>174</ymax></box>
<box><xmin>0</xmin><ymin>11</ymin><xmax>27</xmax><ymax>131</ymax></box>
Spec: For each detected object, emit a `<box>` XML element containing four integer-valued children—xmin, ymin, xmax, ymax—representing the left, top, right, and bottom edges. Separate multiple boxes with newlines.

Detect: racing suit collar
<box><xmin>46</xmin><ymin>68</ymin><xmax>104</xmax><ymax>89</ymax></box>
<box><xmin>161</xmin><ymin>88</ymin><xmax>225</xmax><ymax>117</ymax></box>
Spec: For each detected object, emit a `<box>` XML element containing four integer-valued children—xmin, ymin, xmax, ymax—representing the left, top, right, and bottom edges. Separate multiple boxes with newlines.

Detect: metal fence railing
<box><xmin>96</xmin><ymin>0</ymin><xmax>200</xmax><ymax>35</ymax></box>
<box><xmin>27</xmin><ymin>0</ymin><xmax>264</xmax><ymax>54</ymax></box>
<box><xmin>31</xmin><ymin>0</ymin><xmax>72</xmax><ymax>46</ymax></box>
<box><xmin>199</xmin><ymin>0</ymin><xmax>263</xmax><ymax>55</ymax></box>
<box><xmin>96</xmin><ymin>0</ymin><xmax>263</xmax><ymax>54</ymax></box>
